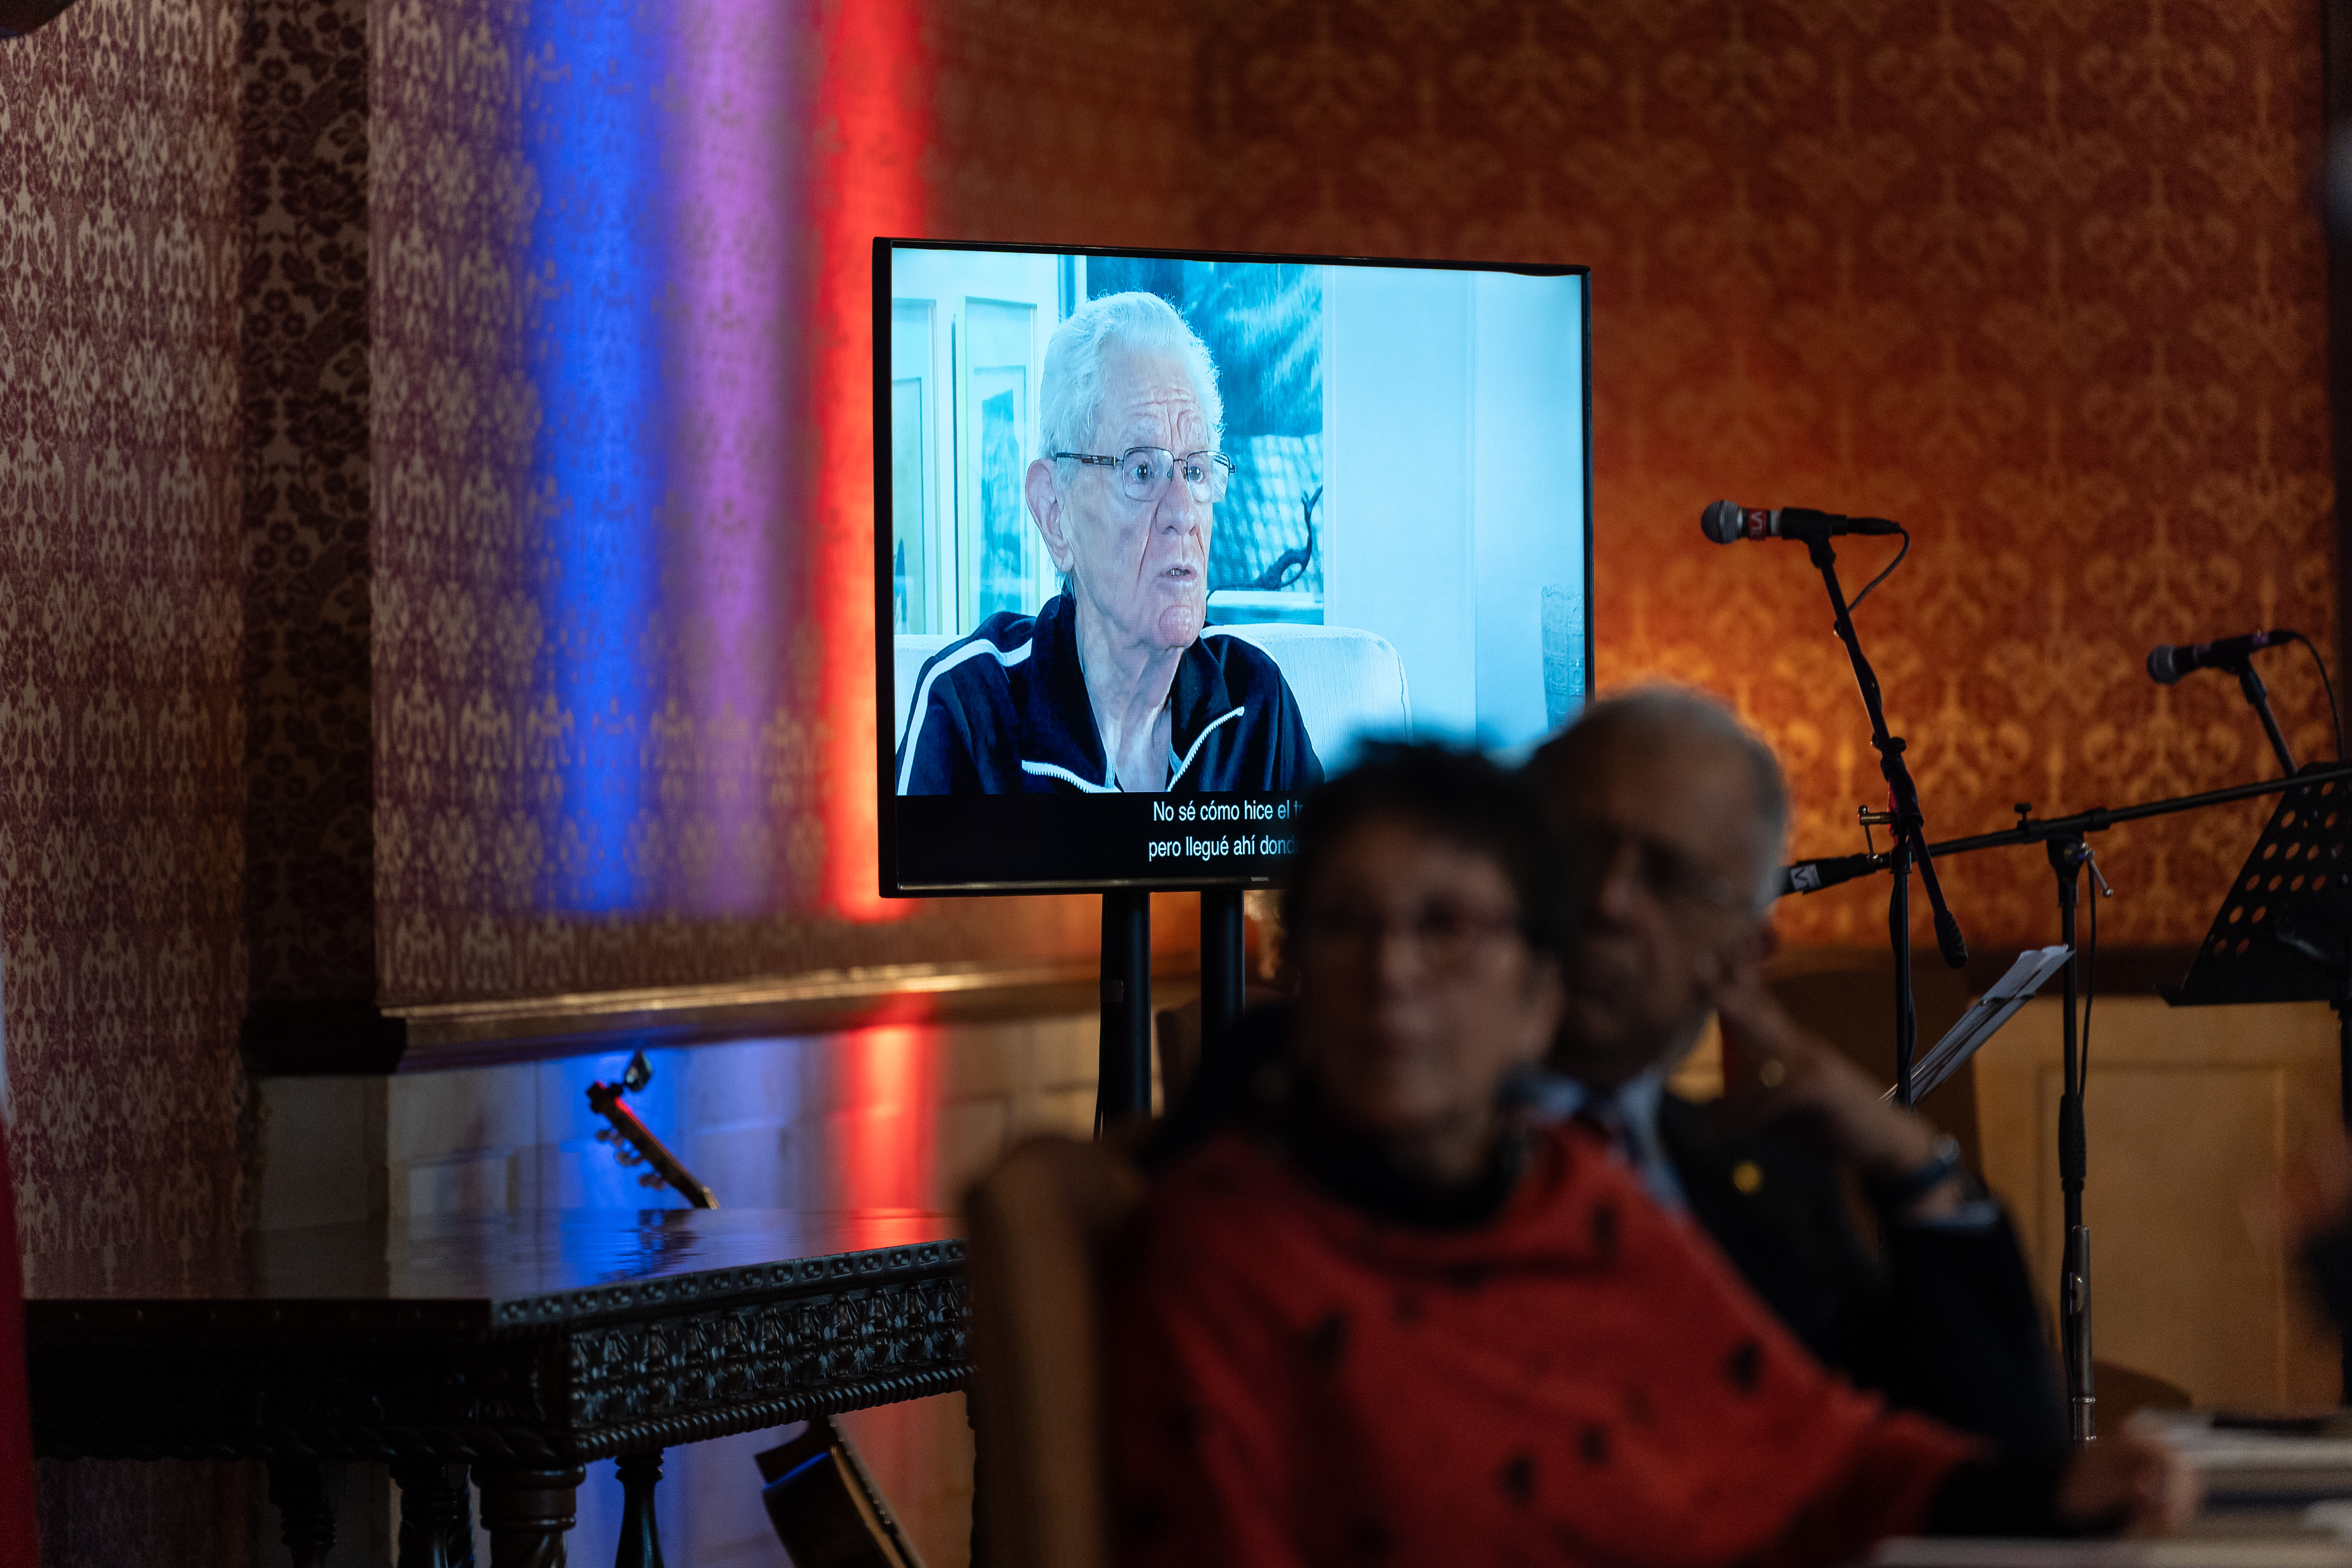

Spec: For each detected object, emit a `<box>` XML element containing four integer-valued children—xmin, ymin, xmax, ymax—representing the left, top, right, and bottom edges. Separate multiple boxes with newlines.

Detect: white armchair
<box><xmin>1204</xmin><ymin>623</ymin><xmax>1410</xmax><ymax>764</ymax></box>
<box><xmin>893</xmin><ymin>634</ymin><xmax>958</xmax><ymax>753</ymax></box>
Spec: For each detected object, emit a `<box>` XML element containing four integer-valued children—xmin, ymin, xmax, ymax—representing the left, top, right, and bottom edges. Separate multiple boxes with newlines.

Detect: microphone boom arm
<box><xmin>1781</xmin><ymin>761</ymin><xmax>2352</xmax><ymax>884</ymax></box>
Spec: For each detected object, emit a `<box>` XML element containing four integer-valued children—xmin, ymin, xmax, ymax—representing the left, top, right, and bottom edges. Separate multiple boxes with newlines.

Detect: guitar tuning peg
<box><xmin>621</xmin><ymin>1049</ymin><xmax>654</xmax><ymax>1095</ymax></box>
<box><xmin>614</xmin><ymin>1149</ymin><xmax>643</xmax><ymax>1167</ymax></box>
<box><xmin>593</xmin><ymin>1127</ymin><xmax>613</xmax><ymax>1142</ymax></box>
<box><xmin>638</xmin><ymin>1172</ymin><xmax>665</xmax><ymax>1188</ymax></box>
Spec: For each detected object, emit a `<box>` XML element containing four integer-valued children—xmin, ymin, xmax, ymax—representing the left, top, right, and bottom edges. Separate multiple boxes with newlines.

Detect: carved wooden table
<box><xmin>24</xmin><ymin>1207</ymin><xmax>970</xmax><ymax>1566</ymax></box>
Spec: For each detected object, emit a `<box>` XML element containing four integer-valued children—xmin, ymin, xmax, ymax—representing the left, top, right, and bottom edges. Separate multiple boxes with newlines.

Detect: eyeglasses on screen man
<box><xmin>1054</xmin><ymin>446</ymin><xmax>1237</xmax><ymax>504</ymax></box>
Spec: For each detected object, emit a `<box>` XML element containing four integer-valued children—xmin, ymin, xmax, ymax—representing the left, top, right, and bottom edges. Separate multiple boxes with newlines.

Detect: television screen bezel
<box><xmin>871</xmin><ymin>236</ymin><xmax>1595</xmax><ymax>899</ymax></box>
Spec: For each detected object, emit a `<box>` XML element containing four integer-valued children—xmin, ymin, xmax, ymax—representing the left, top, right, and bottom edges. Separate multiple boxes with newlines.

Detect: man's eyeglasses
<box><xmin>1567</xmin><ymin>821</ymin><xmax>1753</xmax><ymax>912</ymax></box>
<box><xmin>1296</xmin><ymin>900</ymin><xmax>1526</xmax><ymax>976</ymax></box>
<box><xmin>1055</xmin><ymin>446</ymin><xmax>1236</xmax><ymax>504</ymax></box>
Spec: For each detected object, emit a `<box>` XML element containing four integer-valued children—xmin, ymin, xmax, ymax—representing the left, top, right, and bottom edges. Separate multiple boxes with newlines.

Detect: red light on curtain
<box><xmin>810</xmin><ymin>0</ymin><xmax>929</xmax><ymax>921</ymax></box>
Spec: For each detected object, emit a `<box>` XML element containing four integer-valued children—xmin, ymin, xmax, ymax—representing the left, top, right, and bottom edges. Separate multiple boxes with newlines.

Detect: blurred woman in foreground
<box><xmin>1105</xmin><ymin>744</ymin><xmax>2193</xmax><ymax>1567</ymax></box>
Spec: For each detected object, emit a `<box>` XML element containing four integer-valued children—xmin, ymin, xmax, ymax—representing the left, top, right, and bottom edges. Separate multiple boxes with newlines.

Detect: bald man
<box><xmin>1523</xmin><ymin>687</ymin><xmax>2063</xmax><ymax>1453</ymax></box>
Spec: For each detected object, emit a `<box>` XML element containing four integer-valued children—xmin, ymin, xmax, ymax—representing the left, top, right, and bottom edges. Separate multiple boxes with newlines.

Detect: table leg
<box><xmin>391</xmin><ymin>1457</ymin><xmax>477</xmax><ymax>1568</ymax></box>
<box><xmin>266</xmin><ymin>1455</ymin><xmax>336</xmax><ymax>1568</ymax></box>
<box><xmin>475</xmin><ymin>1464</ymin><xmax>585</xmax><ymax>1568</ymax></box>
<box><xmin>614</xmin><ymin>1451</ymin><xmax>664</xmax><ymax>1568</ymax></box>
<box><xmin>969</xmin><ymin>1391</ymin><xmax>988</xmax><ymax>1568</ymax></box>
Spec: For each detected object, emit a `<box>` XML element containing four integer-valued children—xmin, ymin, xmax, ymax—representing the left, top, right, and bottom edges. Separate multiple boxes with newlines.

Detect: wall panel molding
<box><xmin>245</xmin><ymin>953</ymin><xmax>1204</xmax><ymax>1075</ymax></box>
<box><xmin>1976</xmin><ymin>995</ymin><xmax>2342</xmax><ymax>1408</ymax></box>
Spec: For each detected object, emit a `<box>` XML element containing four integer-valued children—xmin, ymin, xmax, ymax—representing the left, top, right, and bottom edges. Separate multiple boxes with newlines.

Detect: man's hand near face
<box><xmin>1528</xmin><ymin>693</ymin><xmax>2064</xmax><ymax>1450</ymax></box>
<box><xmin>1711</xmin><ymin>970</ymin><xmax>1968</xmax><ymax>1222</ymax></box>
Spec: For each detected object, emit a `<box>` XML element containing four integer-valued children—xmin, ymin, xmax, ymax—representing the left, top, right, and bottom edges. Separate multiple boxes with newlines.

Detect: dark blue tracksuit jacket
<box><xmin>894</xmin><ymin>594</ymin><xmax>1323</xmax><ymax>794</ymax></box>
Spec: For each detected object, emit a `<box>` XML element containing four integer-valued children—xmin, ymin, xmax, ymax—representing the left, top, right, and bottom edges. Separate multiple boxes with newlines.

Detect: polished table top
<box><xmin>25</xmin><ymin>1208</ymin><xmax>967</xmax><ymax>1336</ymax></box>
<box><xmin>24</xmin><ymin>1209</ymin><xmax>976</xmax><ymax>1562</ymax></box>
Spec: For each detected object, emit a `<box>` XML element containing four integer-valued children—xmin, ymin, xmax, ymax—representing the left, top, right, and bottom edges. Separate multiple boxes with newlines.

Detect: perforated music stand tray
<box><xmin>2171</xmin><ymin>770</ymin><xmax>2352</xmax><ymax>1008</ymax></box>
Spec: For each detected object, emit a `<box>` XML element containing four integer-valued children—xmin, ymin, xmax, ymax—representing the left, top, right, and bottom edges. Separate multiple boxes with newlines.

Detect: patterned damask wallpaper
<box><xmin>0</xmin><ymin>0</ymin><xmax>2334</xmax><ymax>1558</ymax></box>
<box><xmin>0</xmin><ymin>0</ymin><xmax>2334</xmax><ymax>1208</ymax></box>
<box><xmin>0</xmin><ymin>0</ymin><xmax>249</xmax><ymax>1260</ymax></box>
<box><xmin>242</xmin><ymin>0</ymin><xmax>372</xmax><ymax>1005</ymax></box>
<box><xmin>1198</xmin><ymin>0</ymin><xmax>2334</xmax><ymax>951</ymax></box>
<box><xmin>352</xmin><ymin>0</ymin><xmax>2338</xmax><ymax>1007</ymax></box>
<box><xmin>0</xmin><ymin>1</ymin><xmax>255</xmax><ymax>1560</ymax></box>
<box><xmin>365</xmin><ymin>0</ymin><xmax>1199</xmax><ymax>1007</ymax></box>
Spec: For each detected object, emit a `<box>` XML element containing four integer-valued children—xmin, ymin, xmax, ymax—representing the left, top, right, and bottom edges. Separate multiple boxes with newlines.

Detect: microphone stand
<box><xmin>2230</xmin><ymin>658</ymin><xmax>2299</xmax><ymax>775</ymax></box>
<box><xmin>2046</xmin><ymin>831</ymin><xmax>2100</xmax><ymax>1443</ymax></box>
<box><xmin>1780</xmin><ymin>760</ymin><xmax>2352</xmax><ymax>1443</ymax></box>
<box><xmin>1802</xmin><ymin>533</ymin><xmax>1969</xmax><ymax>1111</ymax></box>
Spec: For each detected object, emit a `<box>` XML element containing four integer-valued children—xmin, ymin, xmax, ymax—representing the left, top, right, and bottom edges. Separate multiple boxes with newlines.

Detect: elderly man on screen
<box><xmin>895</xmin><ymin>291</ymin><xmax>1322</xmax><ymax>795</ymax></box>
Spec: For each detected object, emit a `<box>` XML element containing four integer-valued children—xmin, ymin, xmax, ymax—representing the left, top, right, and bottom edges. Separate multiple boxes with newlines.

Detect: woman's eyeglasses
<box><xmin>1296</xmin><ymin>900</ymin><xmax>1526</xmax><ymax>975</ymax></box>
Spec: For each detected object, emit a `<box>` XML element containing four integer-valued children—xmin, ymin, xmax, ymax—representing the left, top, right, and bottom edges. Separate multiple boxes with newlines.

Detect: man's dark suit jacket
<box><xmin>1658</xmin><ymin>1091</ymin><xmax>2066</xmax><ymax>1453</ymax></box>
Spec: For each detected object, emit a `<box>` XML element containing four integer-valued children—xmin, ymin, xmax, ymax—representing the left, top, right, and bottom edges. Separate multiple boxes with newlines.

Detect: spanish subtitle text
<box><xmin>1143</xmin><ymin>795</ymin><xmax>1298</xmax><ymax>864</ymax></box>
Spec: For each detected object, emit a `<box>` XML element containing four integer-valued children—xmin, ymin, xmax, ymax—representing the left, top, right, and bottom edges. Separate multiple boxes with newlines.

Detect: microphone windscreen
<box><xmin>1700</xmin><ymin>500</ymin><xmax>1745</xmax><ymax>544</ymax></box>
<box><xmin>2146</xmin><ymin>645</ymin><xmax>2184</xmax><ymax>684</ymax></box>
<box><xmin>1933</xmin><ymin>907</ymin><xmax>1968</xmax><ymax>969</ymax></box>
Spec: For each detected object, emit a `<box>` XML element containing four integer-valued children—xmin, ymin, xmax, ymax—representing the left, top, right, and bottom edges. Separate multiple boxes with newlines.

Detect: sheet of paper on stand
<box><xmin>2138</xmin><ymin>1412</ymin><xmax>2352</xmax><ymax>1506</ymax></box>
<box><xmin>1871</xmin><ymin>1415</ymin><xmax>2352</xmax><ymax>1568</ymax></box>
<box><xmin>1886</xmin><ymin>946</ymin><xmax>2075</xmax><ymax>1102</ymax></box>
<box><xmin>1871</xmin><ymin>1540</ymin><xmax>2352</xmax><ymax>1568</ymax></box>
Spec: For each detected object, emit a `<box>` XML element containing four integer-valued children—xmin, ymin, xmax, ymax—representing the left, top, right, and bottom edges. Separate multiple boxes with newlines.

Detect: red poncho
<box><xmin>1105</xmin><ymin>1125</ymin><xmax>1979</xmax><ymax>1568</ymax></box>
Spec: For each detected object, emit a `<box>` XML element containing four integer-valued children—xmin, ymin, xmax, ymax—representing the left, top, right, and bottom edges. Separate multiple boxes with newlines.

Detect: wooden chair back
<box><xmin>965</xmin><ymin>1135</ymin><xmax>1147</xmax><ymax>1568</ymax></box>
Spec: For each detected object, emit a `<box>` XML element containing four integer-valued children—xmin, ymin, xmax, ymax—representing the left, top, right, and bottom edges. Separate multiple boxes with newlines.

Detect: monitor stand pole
<box><xmin>1200</xmin><ymin>889</ymin><xmax>1247</xmax><ymax>1062</ymax></box>
<box><xmin>1098</xmin><ymin>891</ymin><xmax>1152</xmax><ymax>1131</ymax></box>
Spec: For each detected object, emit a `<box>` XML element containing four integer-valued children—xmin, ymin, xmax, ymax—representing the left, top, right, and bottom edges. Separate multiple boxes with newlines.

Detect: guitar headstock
<box><xmin>619</xmin><ymin>1048</ymin><xmax>653</xmax><ymax>1095</ymax></box>
<box><xmin>586</xmin><ymin>1051</ymin><xmax>719</xmax><ymax>1209</ymax></box>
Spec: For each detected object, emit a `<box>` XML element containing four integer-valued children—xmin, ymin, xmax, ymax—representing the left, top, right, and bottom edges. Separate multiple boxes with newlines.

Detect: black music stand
<box><xmin>2171</xmin><ymin>766</ymin><xmax>2352</xmax><ymax>1398</ymax></box>
<box><xmin>2171</xmin><ymin>768</ymin><xmax>2352</xmax><ymax>1031</ymax></box>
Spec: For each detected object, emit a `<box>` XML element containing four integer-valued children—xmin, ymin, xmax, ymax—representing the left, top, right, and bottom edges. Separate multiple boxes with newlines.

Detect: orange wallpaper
<box><xmin>1197</xmin><ymin>0</ymin><xmax>2336</xmax><ymax>952</ymax></box>
<box><xmin>0</xmin><ymin>0</ymin><xmax>2337</xmax><ymax>1559</ymax></box>
<box><xmin>211</xmin><ymin>0</ymin><xmax>2347</xmax><ymax>1021</ymax></box>
<box><xmin>0</xmin><ymin>0</ymin><xmax>2335</xmax><ymax>1191</ymax></box>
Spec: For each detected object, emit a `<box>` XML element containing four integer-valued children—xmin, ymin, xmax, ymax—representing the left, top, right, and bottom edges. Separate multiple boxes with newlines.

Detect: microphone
<box><xmin>2145</xmin><ymin>629</ymin><xmax>2298</xmax><ymax>685</ymax></box>
<box><xmin>1702</xmin><ymin>500</ymin><xmax>1904</xmax><ymax>545</ymax></box>
<box><xmin>1773</xmin><ymin>852</ymin><xmax>1886</xmax><ymax>901</ymax></box>
<box><xmin>1770</xmin><ymin>851</ymin><xmax>1968</xmax><ymax>966</ymax></box>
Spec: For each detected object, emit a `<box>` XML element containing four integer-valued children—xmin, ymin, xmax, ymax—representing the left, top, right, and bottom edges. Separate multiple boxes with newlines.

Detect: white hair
<box><xmin>1037</xmin><ymin>290</ymin><xmax>1224</xmax><ymax>463</ymax></box>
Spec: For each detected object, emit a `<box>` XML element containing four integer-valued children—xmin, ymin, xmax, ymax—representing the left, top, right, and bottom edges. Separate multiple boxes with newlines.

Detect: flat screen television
<box><xmin>875</xmin><ymin>239</ymin><xmax>1591</xmax><ymax>895</ymax></box>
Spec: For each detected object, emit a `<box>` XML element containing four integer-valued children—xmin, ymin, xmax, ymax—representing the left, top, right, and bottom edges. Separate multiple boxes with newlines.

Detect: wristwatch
<box><xmin>1869</xmin><ymin>1132</ymin><xmax>1967</xmax><ymax>1211</ymax></box>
